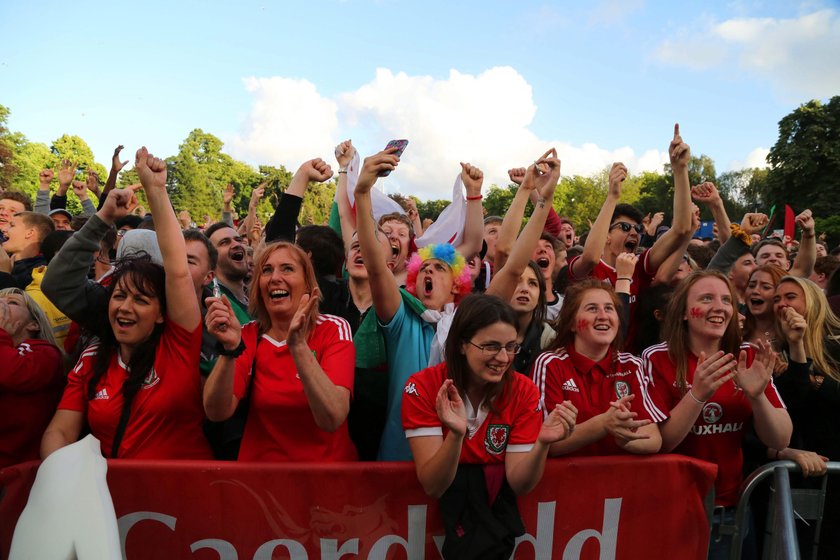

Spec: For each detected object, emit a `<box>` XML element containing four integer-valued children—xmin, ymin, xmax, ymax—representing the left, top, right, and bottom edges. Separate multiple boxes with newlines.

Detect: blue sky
<box><xmin>1</xmin><ymin>1</ymin><xmax>838</xmax><ymax>199</ymax></box>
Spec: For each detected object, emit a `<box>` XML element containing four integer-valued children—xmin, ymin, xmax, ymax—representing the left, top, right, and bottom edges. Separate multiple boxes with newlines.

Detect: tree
<box><xmin>167</xmin><ymin>129</ymin><xmax>262</xmax><ymax>221</ymax></box>
<box><xmin>766</xmin><ymin>97</ymin><xmax>840</xmax><ymax>217</ymax></box>
<box><xmin>0</xmin><ymin>105</ymin><xmax>16</xmax><ymax>192</ymax></box>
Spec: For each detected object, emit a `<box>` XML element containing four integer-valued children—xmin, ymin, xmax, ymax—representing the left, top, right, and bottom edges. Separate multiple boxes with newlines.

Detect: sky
<box><xmin>1</xmin><ymin>0</ymin><xmax>838</xmax><ymax>200</ymax></box>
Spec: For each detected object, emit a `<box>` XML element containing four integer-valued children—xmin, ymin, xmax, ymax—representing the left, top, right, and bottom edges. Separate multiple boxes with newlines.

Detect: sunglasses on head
<box><xmin>610</xmin><ymin>221</ymin><xmax>643</xmax><ymax>234</ymax></box>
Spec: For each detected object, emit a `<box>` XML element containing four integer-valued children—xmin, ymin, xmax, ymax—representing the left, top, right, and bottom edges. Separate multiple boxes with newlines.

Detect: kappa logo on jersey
<box><xmin>17</xmin><ymin>342</ymin><xmax>33</xmax><ymax>356</ymax></box>
<box><xmin>702</xmin><ymin>402</ymin><xmax>723</xmax><ymax>424</ymax></box>
<box><xmin>485</xmin><ymin>424</ymin><xmax>510</xmax><ymax>455</ymax></box>
<box><xmin>404</xmin><ymin>382</ymin><xmax>419</xmax><ymax>396</ymax></box>
<box><xmin>614</xmin><ymin>381</ymin><xmax>630</xmax><ymax>399</ymax></box>
<box><xmin>141</xmin><ymin>368</ymin><xmax>160</xmax><ymax>390</ymax></box>
<box><xmin>93</xmin><ymin>388</ymin><xmax>109</xmax><ymax>400</ymax></box>
<box><xmin>561</xmin><ymin>379</ymin><xmax>580</xmax><ymax>393</ymax></box>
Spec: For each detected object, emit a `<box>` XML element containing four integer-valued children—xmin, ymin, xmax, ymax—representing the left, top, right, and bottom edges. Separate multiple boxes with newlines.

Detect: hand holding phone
<box><xmin>379</xmin><ymin>139</ymin><xmax>408</xmax><ymax>177</ymax></box>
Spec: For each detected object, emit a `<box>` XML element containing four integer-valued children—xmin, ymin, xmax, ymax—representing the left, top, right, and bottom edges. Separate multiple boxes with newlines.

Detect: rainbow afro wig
<box><xmin>406</xmin><ymin>243</ymin><xmax>473</xmax><ymax>303</ymax></box>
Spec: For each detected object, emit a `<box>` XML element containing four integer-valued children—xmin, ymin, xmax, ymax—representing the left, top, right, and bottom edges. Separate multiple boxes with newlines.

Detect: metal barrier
<box><xmin>726</xmin><ymin>460</ymin><xmax>840</xmax><ymax>560</ymax></box>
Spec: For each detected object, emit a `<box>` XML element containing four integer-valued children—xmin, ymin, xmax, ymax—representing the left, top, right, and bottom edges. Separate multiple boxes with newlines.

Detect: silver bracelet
<box><xmin>687</xmin><ymin>390</ymin><xmax>706</xmax><ymax>405</ymax></box>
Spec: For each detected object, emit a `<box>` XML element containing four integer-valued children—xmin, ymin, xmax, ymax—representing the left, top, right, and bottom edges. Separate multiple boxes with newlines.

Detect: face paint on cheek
<box><xmin>576</xmin><ymin>319</ymin><xmax>590</xmax><ymax>332</ymax></box>
<box><xmin>689</xmin><ymin>307</ymin><xmax>704</xmax><ymax>319</ymax></box>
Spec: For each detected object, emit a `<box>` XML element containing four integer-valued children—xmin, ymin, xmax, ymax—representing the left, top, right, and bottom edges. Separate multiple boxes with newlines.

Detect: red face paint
<box><xmin>576</xmin><ymin>319</ymin><xmax>590</xmax><ymax>331</ymax></box>
<box><xmin>689</xmin><ymin>307</ymin><xmax>704</xmax><ymax>319</ymax></box>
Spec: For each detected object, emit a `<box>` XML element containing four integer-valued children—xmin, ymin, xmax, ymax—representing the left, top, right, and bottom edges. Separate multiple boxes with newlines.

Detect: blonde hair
<box><xmin>778</xmin><ymin>276</ymin><xmax>840</xmax><ymax>381</ymax></box>
<box><xmin>248</xmin><ymin>242</ymin><xmax>320</xmax><ymax>339</ymax></box>
<box><xmin>0</xmin><ymin>287</ymin><xmax>60</xmax><ymax>348</ymax></box>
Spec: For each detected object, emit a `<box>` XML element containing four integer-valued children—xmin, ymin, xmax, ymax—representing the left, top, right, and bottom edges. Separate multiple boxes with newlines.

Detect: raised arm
<box><xmin>569</xmin><ymin>162</ymin><xmax>626</xmax><ymax>279</ymax></box>
<box><xmin>493</xmin><ymin>168</ymin><xmax>535</xmax><ymax>269</ymax></box>
<box><xmin>790</xmin><ymin>209</ymin><xmax>816</xmax><ymax>278</ymax></box>
<box><xmin>736</xmin><ymin>342</ymin><xmax>792</xmax><ymax>451</ymax></box>
<box><xmin>265</xmin><ymin>159</ymin><xmax>332</xmax><ymax>243</ymax></box>
<box><xmin>355</xmin><ymin>149</ymin><xmax>402</xmax><ymax>323</ymax></box>
<box><xmin>35</xmin><ymin>169</ymin><xmax>54</xmax><ymax>215</ymax></box>
<box><xmin>691</xmin><ymin>182</ymin><xmax>731</xmax><ymax>244</ymax></box>
<box><xmin>99</xmin><ymin>145</ymin><xmax>128</xmax><ymax>210</ymax></box>
<box><xmin>646</xmin><ymin>124</ymin><xmax>694</xmax><ymax>275</ymax></box>
<box><xmin>135</xmin><ymin>147</ymin><xmax>199</xmax><ymax>331</ymax></box>
<box><xmin>241</xmin><ymin>183</ymin><xmax>265</xmax><ymax>241</ymax></box>
<box><xmin>41</xmin><ymin>187</ymin><xmax>140</xmax><ymax>333</ymax></box>
<box><xmin>334</xmin><ymin>140</ymin><xmax>357</xmax><ymax>252</ymax></box>
<box><xmin>488</xmin><ymin>154</ymin><xmax>561</xmax><ymax>300</ymax></box>
<box><xmin>455</xmin><ymin>163</ymin><xmax>484</xmax><ymax>260</ymax></box>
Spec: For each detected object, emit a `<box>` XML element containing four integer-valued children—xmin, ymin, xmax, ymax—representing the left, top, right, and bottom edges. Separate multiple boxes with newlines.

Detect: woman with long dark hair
<box><xmin>402</xmin><ymin>294</ymin><xmax>576</xmax><ymax>558</ymax></box>
<box><xmin>41</xmin><ymin>148</ymin><xmax>211</xmax><ymax>459</ymax></box>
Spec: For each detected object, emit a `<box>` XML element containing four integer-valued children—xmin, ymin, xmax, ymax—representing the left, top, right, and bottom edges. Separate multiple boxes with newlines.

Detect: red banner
<box><xmin>1</xmin><ymin>455</ymin><xmax>716</xmax><ymax>559</ymax></box>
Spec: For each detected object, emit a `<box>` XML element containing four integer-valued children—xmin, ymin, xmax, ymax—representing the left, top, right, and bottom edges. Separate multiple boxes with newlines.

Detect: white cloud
<box><xmin>588</xmin><ymin>0</ymin><xmax>646</xmax><ymax>26</ymax></box>
<box><xmin>229</xmin><ymin>67</ymin><xmax>669</xmax><ymax>200</ymax></box>
<box><xmin>654</xmin><ymin>9</ymin><xmax>840</xmax><ymax>99</ymax></box>
<box><xmin>728</xmin><ymin>146</ymin><xmax>770</xmax><ymax>171</ymax></box>
<box><xmin>227</xmin><ymin>77</ymin><xmax>339</xmax><ymax>170</ymax></box>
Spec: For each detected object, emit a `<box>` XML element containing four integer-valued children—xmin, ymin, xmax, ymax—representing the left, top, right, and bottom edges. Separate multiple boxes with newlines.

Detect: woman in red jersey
<box><xmin>41</xmin><ymin>148</ymin><xmax>212</xmax><ymax>460</ymax></box>
<box><xmin>642</xmin><ymin>270</ymin><xmax>791</xmax><ymax>558</ymax></box>
<box><xmin>402</xmin><ymin>294</ymin><xmax>576</xmax><ymax>559</ymax></box>
<box><xmin>532</xmin><ymin>278</ymin><xmax>664</xmax><ymax>457</ymax></box>
<box><xmin>0</xmin><ymin>288</ymin><xmax>63</xmax><ymax>467</ymax></box>
<box><xmin>203</xmin><ymin>241</ymin><xmax>356</xmax><ymax>462</ymax></box>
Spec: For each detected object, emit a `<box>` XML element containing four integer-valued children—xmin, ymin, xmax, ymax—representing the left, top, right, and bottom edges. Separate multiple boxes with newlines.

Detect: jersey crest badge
<box><xmin>141</xmin><ymin>368</ymin><xmax>160</xmax><ymax>390</ymax></box>
<box><xmin>614</xmin><ymin>381</ymin><xmax>630</xmax><ymax>399</ymax></box>
<box><xmin>702</xmin><ymin>402</ymin><xmax>723</xmax><ymax>424</ymax></box>
<box><xmin>485</xmin><ymin>424</ymin><xmax>510</xmax><ymax>455</ymax></box>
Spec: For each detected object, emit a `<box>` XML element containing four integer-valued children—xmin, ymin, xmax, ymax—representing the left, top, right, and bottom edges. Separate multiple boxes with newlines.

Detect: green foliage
<box><xmin>0</xmin><ymin>105</ymin><xmax>15</xmax><ymax>191</ymax></box>
<box><xmin>484</xmin><ymin>184</ymin><xmax>516</xmax><ymax>218</ymax></box>
<box><xmin>766</xmin><ymin>97</ymin><xmax>840</xmax><ymax>217</ymax></box>
<box><xmin>167</xmin><ymin>129</ymin><xmax>263</xmax><ymax>221</ymax></box>
<box><xmin>815</xmin><ymin>215</ymin><xmax>840</xmax><ymax>251</ymax></box>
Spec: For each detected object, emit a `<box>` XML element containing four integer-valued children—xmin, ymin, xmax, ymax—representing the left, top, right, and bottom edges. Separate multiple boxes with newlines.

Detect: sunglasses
<box><xmin>609</xmin><ymin>222</ymin><xmax>643</xmax><ymax>234</ymax></box>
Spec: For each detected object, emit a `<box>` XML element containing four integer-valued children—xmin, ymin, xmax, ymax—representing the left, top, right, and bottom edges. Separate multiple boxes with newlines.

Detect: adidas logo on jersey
<box><xmin>93</xmin><ymin>388</ymin><xmax>110</xmax><ymax>400</ymax></box>
<box><xmin>562</xmin><ymin>379</ymin><xmax>580</xmax><ymax>392</ymax></box>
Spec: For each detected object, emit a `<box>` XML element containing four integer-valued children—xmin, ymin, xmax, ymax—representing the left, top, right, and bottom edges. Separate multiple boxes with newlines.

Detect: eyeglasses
<box><xmin>468</xmin><ymin>341</ymin><xmax>522</xmax><ymax>356</ymax></box>
<box><xmin>609</xmin><ymin>222</ymin><xmax>644</xmax><ymax>234</ymax></box>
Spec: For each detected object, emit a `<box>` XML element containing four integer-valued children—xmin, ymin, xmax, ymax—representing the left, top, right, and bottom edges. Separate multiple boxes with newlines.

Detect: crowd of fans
<box><xmin>1</xmin><ymin>125</ymin><xmax>839</xmax><ymax>558</ymax></box>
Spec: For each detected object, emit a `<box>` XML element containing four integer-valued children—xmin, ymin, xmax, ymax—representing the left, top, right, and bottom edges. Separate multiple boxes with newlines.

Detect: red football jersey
<box><xmin>234</xmin><ymin>315</ymin><xmax>357</xmax><ymax>462</ymax></box>
<box><xmin>402</xmin><ymin>362</ymin><xmax>542</xmax><ymax>464</ymax></box>
<box><xmin>0</xmin><ymin>331</ymin><xmax>64</xmax><ymax>467</ymax></box>
<box><xmin>567</xmin><ymin>249</ymin><xmax>657</xmax><ymax>351</ymax></box>
<box><xmin>642</xmin><ymin>342</ymin><xmax>786</xmax><ymax>506</ymax></box>
<box><xmin>531</xmin><ymin>344</ymin><xmax>667</xmax><ymax>456</ymax></box>
<box><xmin>59</xmin><ymin>320</ymin><xmax>212</xmax><ymax>459</ymax></box>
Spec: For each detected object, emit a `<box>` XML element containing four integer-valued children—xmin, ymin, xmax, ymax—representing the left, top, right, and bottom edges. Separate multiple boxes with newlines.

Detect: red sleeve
<box><xmin>402</xmin><ymin>370</ymin><xmax>441</xmax><ymax>433</ymax></box>
<box><xmin>232</xmin><ymin>322</ymin><xmax>259</xmax><ymax>400</ymax></box>
<box><xmin>566</xmin><ymin>255</ymin><xmax>584</xmax><ymax>281</ymax></box>
<box><xmin>314</xmin><ymin>317</ymin><xmax>355</xmax><ymax>394</ymax></box>
<box><xmin>638</xmin><ymin>248</ymin><xmax>658</xmax><ymax>280</ymax></box>
<box><xmin>543</xmin><ymin>207</ymin><xmax>562</xmax><ymax>237</ymax></box>
<box><xmin>508</xmin><ymin>378</ymin><xmax>541</xmax><ymax>447</ymax></box>
<box><xmin>58</xmin><ymin>345</ymin><xmax>99</xmax><ymax>413</ymax></box>
<box><xmin>0</xmin><ymin>331</ymin><xmax>61</xmax><ymax>392</ymax></box>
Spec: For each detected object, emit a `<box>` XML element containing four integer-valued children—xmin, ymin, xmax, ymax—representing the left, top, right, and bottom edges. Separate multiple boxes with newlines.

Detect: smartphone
<box><xmin>379</xmin><ymin>139</ymin><xmax>409</xmax><ymax>177</ymax></box>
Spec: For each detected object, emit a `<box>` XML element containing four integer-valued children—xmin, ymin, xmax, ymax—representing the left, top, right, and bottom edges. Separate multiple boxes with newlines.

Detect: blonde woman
<box><xmin>0</xmin><ymin>287</ymin><xmax>64</xmax><ymax>467</ymax></box>
<box><xmin>772</xmin><ymin>276</ymin><xmax>840</xmax><ymax>558</ymax></box>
